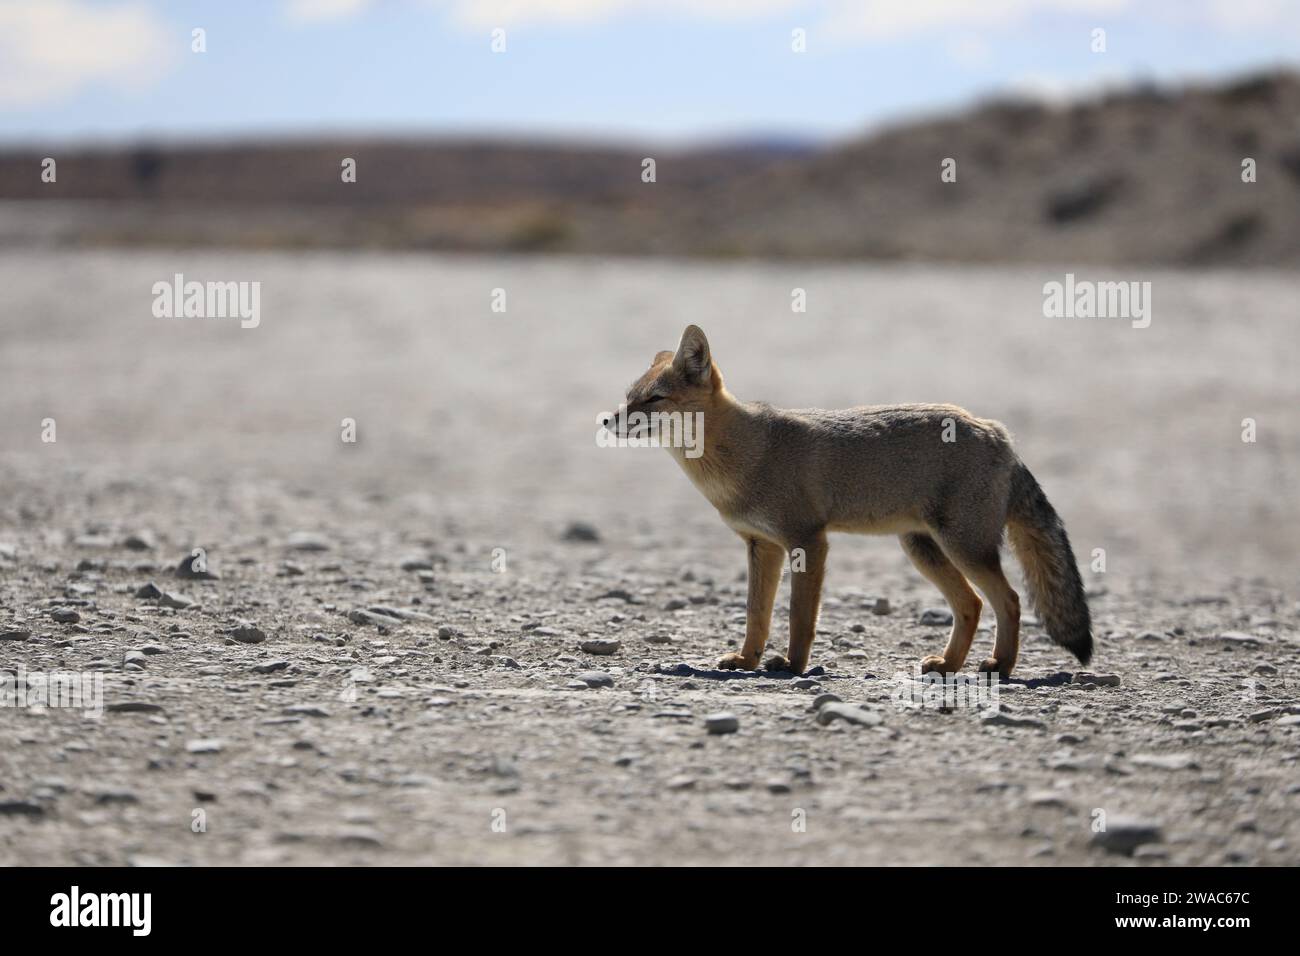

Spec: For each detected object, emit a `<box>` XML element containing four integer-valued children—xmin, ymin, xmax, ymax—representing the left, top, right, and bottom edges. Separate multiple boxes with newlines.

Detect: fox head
<box><xmin>603</xmin><ymin>325</ymin><xmax>721</xmax><ymax>444</ymax></box>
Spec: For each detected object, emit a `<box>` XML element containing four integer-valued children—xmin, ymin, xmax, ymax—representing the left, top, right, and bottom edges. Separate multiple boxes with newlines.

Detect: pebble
<box><xmin>122</xmin><ymin>532</ymin><xmax>156</xmax><ymax>551</ymax></box>
<box><xmin>578</xmin><ymin>671</ymin><xmax>614</xmax><ymax>688</ymax></box>
<box><xmin>252</xmin><ymin>660</ymin><xmax>290</xmax><ymax>674</ymax></box>
<box><xmin>704</xmin><ymin>712</ymin><xmax>739</xmax><ymax>734</ymax></box>
<box><xmin>919</xmin><ymin>608</ymin><xmax>953</xmax><ymax>626</ymax></box>
<box><xmin>159</xmin><ymin>591</ymin><xmax>192</xmax><ymax>609</ymax></box>
<box><xmin>106</xmin><ymin>702</ymin><xmax>165</xmax><ymax>714</ymax></box>
<box><xmin>579</xmin><ymin>639</ymin><xmax>621</xmax><ymax>656</ymax></box>
<box><xmin>175</xmin><ymin>553</ymin><xmax>218</xmax><ymax>580</ymax></box>
<box><xmin>560</xmin><ymin>522</ymin><xmax>600</xmax><ymax>543</ymax></box>
<box><xmin>1027</xmin><ymin>791</ymin><xmax>1070</xmax><ymax>808</ymax></box>
<box><xmin>50</xmin><ymin>608</ymin><xmax>81</xmax><ymax>624</ymax></box>
<box><xmin>0</xmin><ymin>800</ymin><xmax>45</xmax><ymax>818</ymax></box>
<box><xmin>980</xmin><ymin>712</ymin><xmax>1047</xmax><ymax>730</ymax></box>
<box><xmin>1216</xmin><ymin>631</ymin><xmax>1261</xmax><ymax>648</ymax></box>
<box><xmin>92</xmin><ymin>789</ymin><xmax>139</xmax><ymax>805</ymax></box>
<box><xmin>186</xmin><ymin>739</ymin><xmax>225</xmax><ymax>754</ymax></box>
<box><xmin>230</xmin><ymin>625</ymin><xmax>267</xmax><ymax>644</ymax></box>
<box><xmin>815</xmin><ymin>702</ymin><xmax>883</xmax><ymax>727</ymax></box>
<box><xmin>1131</xmin><ymin>753</ymin><xmax>1198</xmax><ymax>771</ymax></box>
<box><xmin>1072</xmin><ymin>672</ymin><xmax>1121</xmax><ymax>687</ymax></box>
<box><xmin>286</xmin><ymin>532</ymin><xmax>333</xmax><ymax>552</ymax></box>
<box><xmin>283</xmin><ymin>705</ymin><xmax>331</xmax><ymax>718</ymax></box>
<box><xmin>664</xmin><ymin>598</ymin><xmax>688</xmax><ymax>611</ymax></box>
<box><xmin>811</xmin><ymin>693</ymin><xmax>842</xmax><ymax>711</ymax></box>
<box><xmin>0</xmin><ymin>629</ymin><xmax>31</xmax><ymax>642</ymax></box>
<box><xmin>872</xmin><ymin>597</ymin><xmax>892</xmax><ymax>615</ymax></box>
<box><xmin>134</xmin><ymin>582</ymin><xmax>164</xmax><ymax>599</ymax></box>
<box><xmin>1091</xmin><ymin>817</ymin><xmax>1164</xmax><ymax>855</ymax></box>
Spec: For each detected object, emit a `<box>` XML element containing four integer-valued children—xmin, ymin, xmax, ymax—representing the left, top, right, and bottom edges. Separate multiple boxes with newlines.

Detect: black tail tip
<box><xmin>1071</xmin><ymin>634</ymin><xmax>1094</xmax><ymax>666</ymax></box>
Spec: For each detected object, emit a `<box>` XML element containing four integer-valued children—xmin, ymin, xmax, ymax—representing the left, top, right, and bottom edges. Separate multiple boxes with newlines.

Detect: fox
<box><xmin>603</xmin><ymin>325</ymin><xmax>1092</xmax><ymax>679</ymax></box>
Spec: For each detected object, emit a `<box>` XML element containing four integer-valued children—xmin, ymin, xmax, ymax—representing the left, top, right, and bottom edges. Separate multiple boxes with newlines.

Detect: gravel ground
<box><xmin>1</xmin><ymin>250</ymin><xmax>1297</xmax><ymax>865</ymax></box>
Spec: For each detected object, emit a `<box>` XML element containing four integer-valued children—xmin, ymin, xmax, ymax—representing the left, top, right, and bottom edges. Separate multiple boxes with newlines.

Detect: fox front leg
<box><xmin>717</xmin><ymin>537</ymin><xmax>784</xmax><ymax>670</ymax></box>
<box><xmin>764</xmin><ymin>532</ymin><xmax>828</xmax><ymax>675</ymax></box>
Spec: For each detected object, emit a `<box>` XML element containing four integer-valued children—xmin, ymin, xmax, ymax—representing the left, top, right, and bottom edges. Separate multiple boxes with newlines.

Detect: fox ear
<box><xmin>672</xmin><ymin>325</ymin><xmax>711</xmax><ymax>384</ymax></box>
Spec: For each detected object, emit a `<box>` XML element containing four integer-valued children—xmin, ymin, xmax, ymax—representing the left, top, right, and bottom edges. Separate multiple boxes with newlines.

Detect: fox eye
<box><xmin>644</xmin><ymin>395</ymin><xmax>667</xmax><ymax>404</ymax></box>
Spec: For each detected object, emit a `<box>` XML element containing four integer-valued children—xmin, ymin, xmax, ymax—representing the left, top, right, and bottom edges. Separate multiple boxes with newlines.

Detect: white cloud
<box><xmin>284</xmin><ymin>0</ymin><xmax>380</xmax><ymax>24</ymax></box>
<box><xmin>436</xmin><ymin>1</ymin><xmax>798</xmax><ymax>29</ymax></box>
<box><xmin>817</xmin><ymin>0</ymin><xmax>1130</xmax><ymax>42</ymax></box>
<box><xmin>0</xmin><ymin>0</ymin><xmax>175</xmax><ymax>108</ymax></box>
<box><xmin>283</xmin><ymin>0</ymin><xmax>1300</xmax><ymax>37</ymax></box>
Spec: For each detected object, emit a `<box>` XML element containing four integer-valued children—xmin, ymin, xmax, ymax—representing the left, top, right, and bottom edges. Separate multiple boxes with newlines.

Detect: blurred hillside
<box><xmin>1</xmin><ymin>70</ymin><xmax>1297</xmax><ymax>265</ymax></box>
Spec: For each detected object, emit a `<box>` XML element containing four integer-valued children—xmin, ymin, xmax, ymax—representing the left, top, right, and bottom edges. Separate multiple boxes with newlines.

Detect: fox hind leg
<box><xmin>936</xmin><ymin>538</ymin><xmax>1020</xmax><ymax>679</ymax></box>
<box><xmin>900</xmin><ymin>532</ymin><xmax>982</xmax><ymax>674</ymax></box>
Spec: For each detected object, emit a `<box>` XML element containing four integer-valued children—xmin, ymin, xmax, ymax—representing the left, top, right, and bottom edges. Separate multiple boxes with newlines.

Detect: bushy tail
<box><xmin>1006</xmin><ymin>462</ymin><xmax>1093</xmax><ymax>665</ymax></box>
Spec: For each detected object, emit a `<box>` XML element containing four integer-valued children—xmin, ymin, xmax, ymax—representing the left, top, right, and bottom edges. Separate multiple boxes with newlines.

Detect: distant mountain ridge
<box><xmin>1</xmin><ymin>70</ymin><xmax>1296</xmax><ymax>265</ymax></box>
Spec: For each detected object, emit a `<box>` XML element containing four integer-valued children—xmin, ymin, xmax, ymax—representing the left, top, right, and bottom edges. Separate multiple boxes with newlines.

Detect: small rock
<box><xmin>283</xmin><ymin>705</ymin><xmax>331</xmax><ymax>718</ymax></box>
<box><xmin>230</xmin><ymin>625</ymin><xmax>267</xmax><ymax>644</ymax></box>
<box><xmin>664</xmin><ymin>598</ymin><xmax>688</xmax><ymax>611</ymax></box>
<box><xmin>134</xmin><ymin>582</ymin><xmax>164</xmax><ymax>599</ymax></box>
<box><xmin>175</xmin><ymin>553</ymin><xmax>218</xmax><ymax>580</ymax></box>
<box><xmin>577</xmin><ymin>671</ymin><xmax>614</xmax><ymax>688</ymax></box>
<box><xmin>50</xmin><ymin>608</ymin><xmax>81</xmax><ymax>624</ymax></box>
<box><xmin>872</xmin><ymin>597</ymin><xmax>891</xmax><ymax>616</ymax></box>
<box><xmin>0</xmin><ymin>629</ymin><xmax>32</xmax><ymax>642</ymax></box>
<box><xmin>0</xmin><ymin>800</ymin><xmax>45</xmax><ymax>817</ymax></box>
<box><xmin>579</xmin><ymin>639</ymin><xmax>621</xmax><ymax>656</ymax></box>
<box><xmin>1091</xmin><ymin>818</ymin><xmax>1164</xmax><ymax>856</ymax></box>
<box><xmin>980</xmin><ymin>711</ymin><xmax>1047</xmax><ymax>730</ymax></box>
<box><xmin>159</xmin><ymin>591</ymin><xmax>192</xmax><ymax>609</ymax></box>
<box><xmin>1131</xmin><ymin>753</ymin><xmax>1198</xmax><ymax>771</ymax></box>
<box><xmin>93</xmin><ymin>789</ymin><xmax>140</xmax><ymax>805</ymax></box>
<box><xmin>186</xmin><ymin>739</ymin><xmax>224</xmax><ymax>754</ymax></box>
<box><xmin>561</xmin><ymin>521</ymin><xmax>600</xmax><ymax>543</ymax></box>
<box><xmin>919</xmin><ymin>608</ymin><xmax>953</xmax><ymax>626</ymax></box>
<box><xmin>122</xmin><ymin>531</ymin><xmax>156</xmax><ymax>551</ymax></box>
<box><xmin>1216</xmin><ymin>631</ymin><xmax>1261</xmax><ymax>648</ymax></box>
<box><xmin>815</xmin><ymin>702</ymin><xmax>883</xmax><ymax>727</ymax></box>
<box><xmin>106</xmin><ymin>702</ymin><xmax>165</xmax><ymax>714</ymax></box>
<box><xmin>811</xmin><ymin>693</ymin><xmax>842</xmax><ymax>711</ymax></box>
<box><xmin>1072</xmin><ymin>672</ymin><xmax>1121</xmax><ymax>687</ymax></box>
<box><xmin>285</xmin><ymin>531</ymin><xmax>332</xmax><ymax>552</ymax></box>
<box><xmin>252</xmin><ymin>660</ymin><xmax>290</xmax><ymax>674</ymax></box>
<box><xmin>1028</xmin><ymin>791</ymin><xmax>1070</xmax><ymax>808</ymax></box>
<box><xmin>704</xmin><ymin>712</ymin><xmax>739</xmax><ymax>735</ymax></box>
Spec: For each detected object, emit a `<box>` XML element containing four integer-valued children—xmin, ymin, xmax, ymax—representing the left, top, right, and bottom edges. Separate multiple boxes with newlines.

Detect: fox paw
<box><xmin>717</xmin><ymin>652</ymin><xmax>758</xmax><ymax>671</ymax></box>
<box><xmin>763</xmin><ymin>654</ymin><xmax>797</xmax><ymax>673</ymax></box>
<box><xmin>978</xmin><ymin>657</ymin><xmax>1015</xmax><ymax>680</ymax></box>
<box><xmin>919</xmin><ymin>654</ymin><xmax>955</xmax><ymax>675</ymax></box>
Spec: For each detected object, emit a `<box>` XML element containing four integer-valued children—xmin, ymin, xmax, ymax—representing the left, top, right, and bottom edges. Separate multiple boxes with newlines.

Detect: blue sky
<box><xmin>2</xmin><ymin>0</ymin><xmax>1298</xmax><ymax>145</ymax></box>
